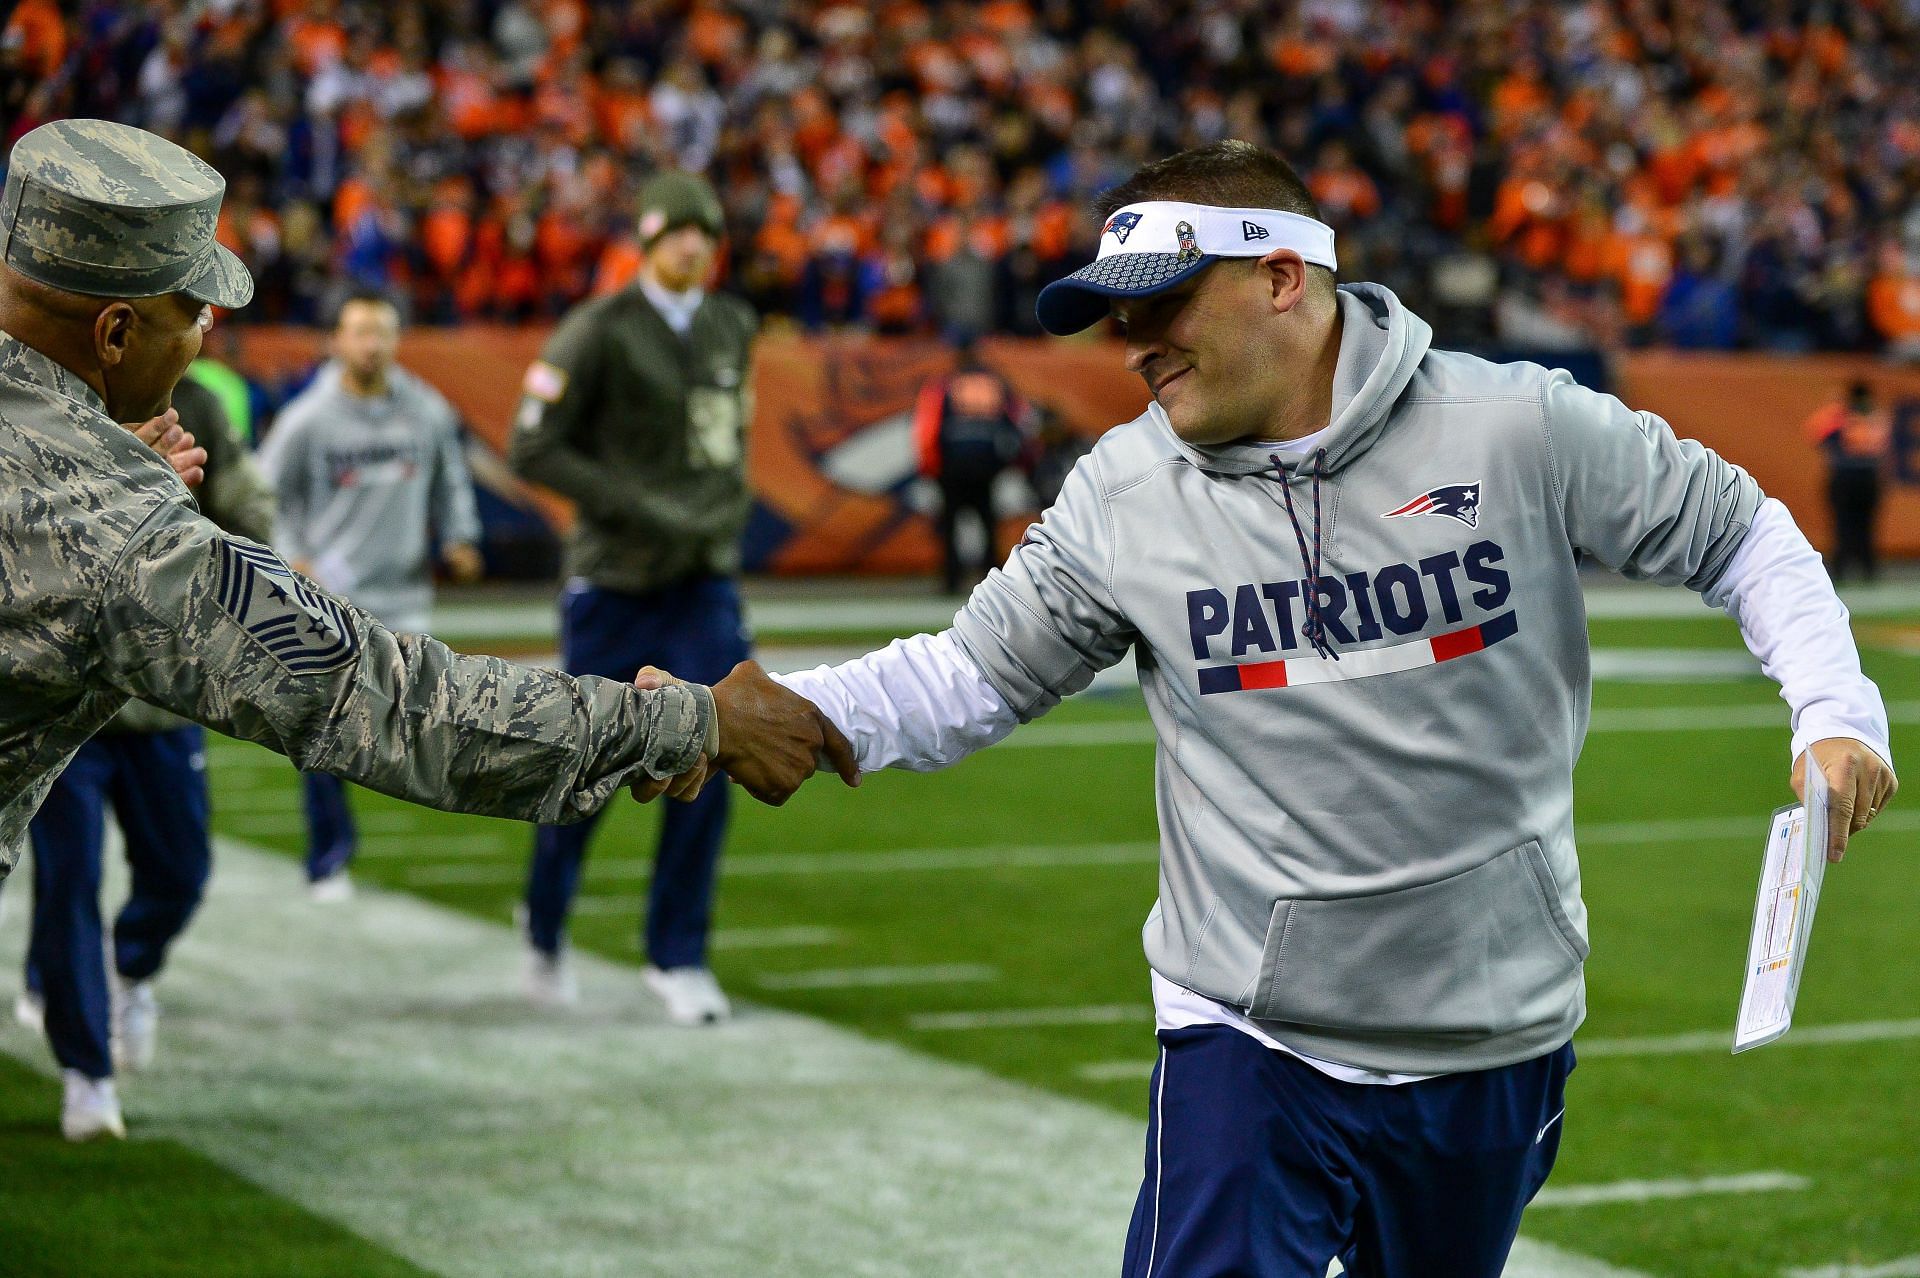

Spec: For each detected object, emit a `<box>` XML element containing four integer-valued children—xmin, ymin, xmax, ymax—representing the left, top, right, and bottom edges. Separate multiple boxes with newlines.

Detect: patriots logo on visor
<box><xmin>1103</xmin><ymin>211</ymin><xmax>1143</xmax><ymax>244</ymax></box>
<box><xmin>1382</xmin><ymin>482</ymin><xmax>1482</xmax><ymax>528</ymax></box>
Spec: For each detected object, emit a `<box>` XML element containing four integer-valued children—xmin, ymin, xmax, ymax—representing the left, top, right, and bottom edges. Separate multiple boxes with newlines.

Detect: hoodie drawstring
<box><xmin>1272</xmin><ymin>448</ymin><xmax>1339</xmax><ymax>660</ymax></box>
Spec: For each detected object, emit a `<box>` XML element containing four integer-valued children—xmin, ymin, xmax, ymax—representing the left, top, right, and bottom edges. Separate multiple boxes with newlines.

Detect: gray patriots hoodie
<box><xmin>258</xmin><ymin>361</ymin><xmax>482</xmax><ymax>631</ymax></box>
<box><xmin>951</xmin><ymin>283</ymin><xmax>1761</xmax><ymax>1074</ymax></box>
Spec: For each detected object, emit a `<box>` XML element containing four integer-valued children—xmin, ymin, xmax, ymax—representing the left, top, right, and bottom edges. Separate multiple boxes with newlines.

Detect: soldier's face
<box><xmin>99</xmin><ymin>292</ymin><xmax>210</xmax><ymax>422</ymax></box>
<box><xmin>646</xmin><ymin>225</ymin><xmax>718</xmax><ymax>292</ymax></box>
<box><xmin>333</xmin><ymin>299</ymin><xmax>400</xmax><ymax>382</ymax></box>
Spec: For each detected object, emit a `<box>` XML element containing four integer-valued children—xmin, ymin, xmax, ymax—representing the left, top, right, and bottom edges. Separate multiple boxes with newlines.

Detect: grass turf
<box><xmin>0</xmin><ymin>1052</ymin><xmax>434</xmax><ymax>1278</ymax></box>
<box><xmin>3</xmin><ymin>603</ymin><xmax>1915</xmax><ymax>1276</ymax></box>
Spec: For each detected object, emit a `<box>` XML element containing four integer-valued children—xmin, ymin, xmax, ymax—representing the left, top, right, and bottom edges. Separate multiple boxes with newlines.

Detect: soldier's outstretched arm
<box><xmin>92</xmin><ymin>502</ymin><xmax>726</xmax><ymax>822</ymax></box>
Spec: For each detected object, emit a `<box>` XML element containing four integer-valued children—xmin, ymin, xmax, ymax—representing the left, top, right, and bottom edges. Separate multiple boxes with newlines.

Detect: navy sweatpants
<box><xmin>523</xmin><ymin>576</ymin><xmax>750</xmax><ymax>968</ymax></box>
<box><xmin>1122</xmin><ymin>1026</ymin><xmax>1573</xmax><ymax>1278</ymax></box>
<box><xmin>301</xmin><ymin>770</ymin><xmax>356</xmax><ymax>882</ymax></box>
<box><xmin>22</xmin><ymin>727</ymin><xmax>213</xmax><ymax>1080</ymax></box>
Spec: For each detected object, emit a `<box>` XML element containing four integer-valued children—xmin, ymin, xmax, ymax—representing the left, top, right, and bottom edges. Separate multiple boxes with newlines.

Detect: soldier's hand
<box><xmin>630</xmin><ymin>756</ymin><xmax>713</xmax><ymax>804</ymax></box>
<box><xmin>709</xmin><ymin>660</ymin><xmax>860</xmax><ymax>805</ymax></box>
<box><xmin>1792</xmin><ymin>738</ymin><xmax>1898</xmax><ymax>863</ymax></box>
<box><xmin>125</xmin><ymin>408</ymin><xmax>207</xmax><ymax>487</ymax></box>
<box><xmin>443</xmin><ymin>542</ymin><xmax>484</xmax><ymax>584</ymax></box>
<box><xmin>629</xmin><ymin>665</ymin><xmax>718</xmax><ymax>804</ymax></box>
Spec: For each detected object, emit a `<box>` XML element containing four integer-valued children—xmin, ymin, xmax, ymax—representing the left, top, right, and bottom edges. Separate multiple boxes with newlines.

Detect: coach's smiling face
<box><xmin>1117</xmin><ymin>248</ymin><xmax>1335</xmax><ymax>447</ymax></box>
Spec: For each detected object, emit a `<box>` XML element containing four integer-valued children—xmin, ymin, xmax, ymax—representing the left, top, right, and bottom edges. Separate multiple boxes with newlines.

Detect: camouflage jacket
<box><xmin>0</xmin><ymin>336</ymin><xmax>711</xmax><ymax>877</ymax></box>
<box><xmin>106</xmin><ymin>372</ymin><xmax>276</xmax><ymax>735</ymax></box>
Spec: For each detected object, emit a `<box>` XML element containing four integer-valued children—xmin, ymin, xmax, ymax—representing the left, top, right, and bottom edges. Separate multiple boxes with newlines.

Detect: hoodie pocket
<box><xmin>1248</xmin><ymin>841</ymin><xmax>1587</xmax><ymax>1040</ymax></box>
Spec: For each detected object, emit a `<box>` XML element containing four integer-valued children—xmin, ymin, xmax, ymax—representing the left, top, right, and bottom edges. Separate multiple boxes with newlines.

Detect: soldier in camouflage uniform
<box><xmin>0</xmin><ymin>121</ymin><xmax>855</xmax><ymax>1108</ymax></box>
<box><xmin>507</xmin><ymin>171</ymin><xmax>761</xmax><ymax>1021</ymax></box>
<box><xmin>14</xmin><ymin>375</ymin><xmax>275</xmax><ymax>1139</ymax></box>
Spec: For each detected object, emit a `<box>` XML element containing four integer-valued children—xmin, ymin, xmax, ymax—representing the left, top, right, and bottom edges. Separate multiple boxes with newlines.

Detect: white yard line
<box><xmin>710</xmin><ymin>926</ymin><xmax>846</xmax><ymax>951</ymax></box>
<box><xmin>1580</xmin><ymin>810</ymin><xmax>1920</xmax><ymax>844</ymax></box>
<box><xmin>220</xmin><ymin>810</ymin><xmax>421</xmax><ymax>838</ymax></box>
<box><xmin>1580</xmin><ymin>1018</ymin><xmax>1920</xmax><ymax>1058</ymax></box>
<box><xmin>353</xmin><ymin>833</ymin><xmax>518</xmax><ymax>859</ymax></box>
<box><xmin>0</xmin><ymin>841</ymin><xmax>1655</xmax><ymax>1278</ymax></box>
<box><xmin>1583</xmin><ymin>580</ymin><xmax>1920</xmax><ymax>619</ymax></box>
<box><xmin>565</xmin><ymin>894</ymin><xmax>642</xmax><ymax>916</ymax></box>
<box><xmin>1786</xmin><ymin>1257</ymin><xmax>1920</xmax><ymax>1278</ymax></box>
<box><xmin>1588</xmin><ymin>702</ymin><xmax>1916</xmax><ymax>732</ymax></box>
<box><xmin>209</xmin><ymin>788</ymin><xmax>300</xmax><ymax>812</ymax></box>
<box><xmin>388</xmin><ymin>807</ymin><xmax>1920</xmax><ymax>890</ymax></box>
<box><xmin>1076</xmin><ymin>1060</ymin><xmax>1156</xmax><ymax>1082</ymax></box>
<box><xmin>1586</xmin><ymin>649</ymin><xmax>1758</xmax><ymax>681</ymax></box>
<box><xmin>1531</xmin><ymin>1172</ymin><xmax>1809</xmax><ymax>1208</ymax></box>
<box><xmin>397</xmin><ymin>842</ymin><xmax>1161</xmax><ymax>888</ymax></box>
<box><xmin>201</xmin><ymin>703</ymin><xmax>1920</xmax><ymax>773</ymax></box>
<box><xmin>910</xmin><ymin>1005</ymin><xmax>1153</xmax><ymax>1031</ymax></box>
<box><xmin>755</xmin><ymin>963</ymin><xmax>998</xmax><ymax>991</ymax></box>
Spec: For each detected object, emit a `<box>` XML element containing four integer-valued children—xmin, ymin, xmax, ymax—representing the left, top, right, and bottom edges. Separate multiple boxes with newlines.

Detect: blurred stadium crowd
<box><xmin>3</xmin><ymin>0</ymin><xmax>1918</xmax><ymax>353</ymax></box>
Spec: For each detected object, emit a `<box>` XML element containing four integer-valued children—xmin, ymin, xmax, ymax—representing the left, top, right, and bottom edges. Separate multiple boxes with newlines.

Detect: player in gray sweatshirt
<box><xmin>746</xmin><ymin>144</ymin><xmax>1898</xmax><ymax>1277</ymax></box>
<box><xmin>258</xmin><ymin>291</ymin><xmax>483</xmax><ymax>897</ymax></box>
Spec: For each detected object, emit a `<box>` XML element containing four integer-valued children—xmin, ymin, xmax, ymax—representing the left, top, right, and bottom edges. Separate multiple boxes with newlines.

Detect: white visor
<box><xmin>1035</xmin><ymin>201</ymin><xmax>1338</xmax><ymax>335</ymax></box>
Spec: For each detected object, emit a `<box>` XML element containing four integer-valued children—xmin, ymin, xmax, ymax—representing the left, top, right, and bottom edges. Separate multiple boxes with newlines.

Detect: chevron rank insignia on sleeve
<box><xmin>214</xmin><ymin>537</ymin><xmax>360</xmax><ymax>674</ymax></box>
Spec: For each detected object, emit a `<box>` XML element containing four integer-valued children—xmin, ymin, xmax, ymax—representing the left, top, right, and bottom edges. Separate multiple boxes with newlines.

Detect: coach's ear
<box><xmin>1260</xmin><ymin>248</ymin><xmax>1311</xmax><ymax>315</ymax></box>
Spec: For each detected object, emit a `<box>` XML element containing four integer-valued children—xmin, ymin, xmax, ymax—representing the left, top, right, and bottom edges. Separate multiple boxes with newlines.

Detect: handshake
<box><xmin>631</xmin><ymin>659</ymin><xmax>858</xmax><ymax>806</ymax></box>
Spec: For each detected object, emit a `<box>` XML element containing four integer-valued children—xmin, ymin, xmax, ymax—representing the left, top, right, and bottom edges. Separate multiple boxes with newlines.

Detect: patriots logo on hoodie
<box><xmin>1382</xmin><ymin>482</ymin><xmax>1482</xmax><ymax>528</ymax></box>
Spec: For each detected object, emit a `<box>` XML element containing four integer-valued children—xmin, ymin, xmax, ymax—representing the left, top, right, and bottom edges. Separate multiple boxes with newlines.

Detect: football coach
<box><xmin>687</xmin><ymin>141</ymin><xmax>1898</xmax><ymax>1277</ymax></box>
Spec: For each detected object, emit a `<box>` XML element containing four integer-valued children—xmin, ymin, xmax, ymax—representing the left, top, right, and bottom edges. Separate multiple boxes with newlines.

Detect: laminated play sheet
<box><xmin>1734</xmin><ymin>759</ymin><xmax>1830</xmax><ymax>1053</ymax></box>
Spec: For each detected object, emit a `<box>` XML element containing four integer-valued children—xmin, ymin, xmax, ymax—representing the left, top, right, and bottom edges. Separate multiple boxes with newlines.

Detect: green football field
<box><xmin>2</xmin><ymin>589</ymin><xmax>1916</xmax><ymax>1277</ymax></box>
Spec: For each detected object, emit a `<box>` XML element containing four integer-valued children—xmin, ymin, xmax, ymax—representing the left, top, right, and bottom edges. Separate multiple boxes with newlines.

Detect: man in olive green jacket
<box><xmin>508</xmin><ymin>171</ymin><xmax>758</xmax><ymax>1023</ymax></box>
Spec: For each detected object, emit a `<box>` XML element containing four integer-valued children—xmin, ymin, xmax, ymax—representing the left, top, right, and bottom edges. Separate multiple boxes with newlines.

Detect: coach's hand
<box><xmin>1793</xmin><ymin>738</ymin><xmax>1898</xmax><ymax>863</ymax></box>
<box><xmin>709</xmin><ymin>660</ymin><xmax>859</xmax><ymax>805</ymax></box>
<box><xmin>126</xmin><ymin>408</ymin><xmax>207</xmax><ymax>487</ymax></box>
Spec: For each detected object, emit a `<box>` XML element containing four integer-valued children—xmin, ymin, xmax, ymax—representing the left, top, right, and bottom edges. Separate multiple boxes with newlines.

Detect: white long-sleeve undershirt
<box><xmin>1703</xmin><ymin>498</ymin><xmax>1893</xmax><ymax>772</ymax></box>
<box><xmin>771</xmin><ymin>498</ymin><xmax>1893</xmax><ymax>1082</ymax></box>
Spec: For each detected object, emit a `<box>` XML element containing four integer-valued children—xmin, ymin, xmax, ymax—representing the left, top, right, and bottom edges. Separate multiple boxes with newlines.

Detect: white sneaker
<box><xmin>113</xmin><ymin>977</ymin><xmax>158</xmax><ymax>1073</ymax></box>
<box><xmin>309</xmin><ymin>871</ymin><xmax>354</xmax><ymax>904</ymax></box>
<box><xmin>61</xmin><ymin>1070</ymin><xmax>125</xmax><ymax>1142</ymax></box>
<box><xmin>522</xmin><ymin>944</ymin><xmax>579</xmax><ymax>1008</ymax></box>
<box><xmin>13</xmin><ymin>990</ymin><xmax>43</xmax><ymax>1033</ymax></box>
<box><xmin>643</xmin><ymin>965</ymin><xmax>731</xmax><ymax>1026</ymax></box>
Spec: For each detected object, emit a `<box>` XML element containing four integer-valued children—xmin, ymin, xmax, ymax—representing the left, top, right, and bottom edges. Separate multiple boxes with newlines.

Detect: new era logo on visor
<box><xmin>1242</xmin><ymin>220</ymin><xmax>1269</xmax><ymax>241</ymax></box>
<box><xmin>1383</xmin><ymin>482</ymin><xmax>1482</xmax><ymax>528</ymax></box>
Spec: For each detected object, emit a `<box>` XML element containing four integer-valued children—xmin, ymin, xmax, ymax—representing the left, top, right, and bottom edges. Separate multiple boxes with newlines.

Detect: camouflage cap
<box><xmin>1</xmin><ymin>119</ymin><xmax>253</xmax><ymax>309</ymax></box>
<box><xmin>636</xmin><ymin>170</ymin><xmax>724</xmax><ymax>246</ymax></box>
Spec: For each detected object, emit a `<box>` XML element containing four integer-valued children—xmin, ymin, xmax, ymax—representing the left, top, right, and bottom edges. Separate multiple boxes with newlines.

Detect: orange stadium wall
<box><xmin>1615</xmin><ymin>353</ymin><xmax>1920</xmax><ymax>559</ymax></box>
<box><xmin>230</xmin><ymin>329</ymin><xmax>1920</xmax><ymax>572</ymax></box>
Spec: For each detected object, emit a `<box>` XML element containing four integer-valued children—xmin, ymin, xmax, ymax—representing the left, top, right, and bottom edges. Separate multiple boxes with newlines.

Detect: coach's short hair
<box><xmin>332</xmin><ymin>286</ymin><xmax>400</xmax><ymax>330</ymax></box>
<box><xmin>1095</xmin><ymin>141</ymin><xmax>1323</xmax><ymax>222</ymax></box>
<box><xmin>1095</xmin><ymin>141</ymin><xmax>1335</xmax><ymax>295</ymax></box>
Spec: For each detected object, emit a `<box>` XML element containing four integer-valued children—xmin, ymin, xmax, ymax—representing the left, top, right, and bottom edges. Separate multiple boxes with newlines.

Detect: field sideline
<box><xmin>2</xmin><ymin>579</ymin><xmax>1916</xmax><ymax>1276</ymax></box>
